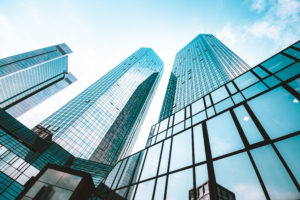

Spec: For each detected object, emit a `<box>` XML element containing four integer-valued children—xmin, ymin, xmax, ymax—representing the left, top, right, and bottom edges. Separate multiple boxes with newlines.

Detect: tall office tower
<box><xmin>34</xmin><ymin>48</ymin><xmax>163</xmax><ymax>166</ymax></box>
<box><xmin>159</xmin><ymin>34</ymin><xmax>250</xmax><ymax>121</ymax></box>
<box><xmin>98</xmin><ymin>40</ymin><xmax>300</xmax><ymax>200</ymax></box>
<box><xmin>0</xmin><ymin>44</ymin><xmax>76</xmax><ymax>118</ymax></box>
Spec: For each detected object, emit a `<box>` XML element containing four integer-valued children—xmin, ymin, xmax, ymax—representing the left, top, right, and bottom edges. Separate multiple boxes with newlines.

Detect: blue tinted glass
<box><xmin>214</xmin><ymin>152</ymin><xmax>265</xmax><ymax>200</ymax></box>
<box><xmin>234</xmin><ymin>71</ymin><xmax>259</xmax><ymax>90</ymax></box>
<box><xmin>158</xmin><ymin>118</ymin><xmax>169</xmax><ymax>133</ymax></box>
<box><xmin>226</xmin><ymin>82</ymin><xmax>237</xmax><ymax>94</ymax></box>
<box><xmin>174</xmin><ymin>109</ymin><xmax>185</xmax><ymax>125</ymax></box>
<box><xmin>193</xmin><ymin>124</ymin><xmax>206</xmax><ymax>163</ymax></box>
<box><xmin>294</xmin><ymin>41</ymin><xmax>300</xmax><ymax>49</ymax></box>
<box><xmin>288</xmin><ymin>78</ymin><xmax>300</xmax><ymax>93</ymax></box>
<box><xmin>166</xmin><ymin>128</ymin><xmax>172</xmax><ymax>137</ymax></box>
<box><xmin>206</xmin><ymin>107</ymin><xmax>215</xmax><ymax>118</ymax></box>
<box><xmin>195</xmin><ymin>164</ymin><xmax>208</xmax><ymax>187</ymax></box>
<box><xmin>211</xmin><ymin>86</ymin><xmax>229</xmax><ymax>104</ymax></box>
<box><xmin>214</xmin><ymin>98</ymin><xmax>234</xmax><ymax>113</ymax></box>
<box><xmin>118</xmin><ymin>153</ymin><xmax>140</xmax><ymax>188</ymax></box>
<box><xmin>112</xmin><ymin>159</ymin><xmax>127</xmax><ymax>189</ymax></box>
<box><xmin>232</xmin><ymin>93</ymin><xmax>244</xmax><ymax>104</ymax></box>
<box><xmin>186</xmin><ymin>106</ymin><xmax>191</xmax><ymax>118</ymax></box>
<box><xmin>154</xmin><ymin>176</ymin><xmax>166</xmax><ymax>200</ymax></box>
<box><xmin>275</xmin><ymin>135</ymin><xmax>300</xmax><ymax>183</ymax></box>
<box><xmin>207</xmin><ymin>111</ymin><xmax>244</xmax><ymax>158</ymax></box>
<box><xmin>205</xmin><ymin>95</ymin><xmax>211</xmax><ymax>107</ymax></box>
<box><xmin>173</xmin><ymin>121</ymin><xmax>184</xmax><ymax>135</ymax></box>
<box><xmin>166</xmin><ymin>168</ymin><xmax>193</xmax><ymax>200</ymax></box>
<box><xmin>132</xmin><ymin>150</ymin><xmax>147</xmax><ymax>184</ymax></box>
<box><xmin>261</xmin><ymin>54</ymin><xmax>294</xmax><ymax>73</ymax></box>
<box><xmin>263</xmin><ymin>76</ymin><xmax>281</xmax><ymax>88</ymax></box>
<box><xmin>185</xmin><ymin>118</ymin><xmax>191</xmax><ymax>128</ymax></box>
<box><xmin>170</xmin><ymin>129</ymin><xmax>193</xmax><ymax>171</ymax></box>
<box><xmin>253</xmin><ymin>67</ymin><xmax>269</xmax><ymax>78</ymax></box>
<box><xmin>276</xmin><ymin>62</ymin><xmax>300</xmax><ymax>81</ymax></box>
<box><xmin>284</xmin><ymin>48</ymin><xmax>300</xmax><ymax>59</ymax></box>
<box><xmin>191</xmin><ymin>98</ymin><xmax>204</xmax><ymax>115</ymax></box>
<box><xmin>135</xmin><ymin>179</ymin><xmax>155</xmax><ymax>200</ymax></box>
<box><xmin>192</xmin><ymin>111</ymin><xmax>206</xmax><ymax>125</ymax></box>
<box><xmin>159</xmin><ymin>139</ymin><xmax>171</xmax><ymax>175</ymax></box>
<box><xmin>248</xmin><ymin>87</ymin><xmax>300</xmax><ymax>139</ymax></box>
<box><xmin>140</xmin><ymin>142</ymin><xmax>162</xmax><ymax>181</ymax></box>
<box><xmin>233</xmin><ymin>105</ymin><xmax>264</xmax><ymax>144</ymax></box>
<box><xmin>156</xmin><ymin>131</ymin><xmax>166</xmax><ymax>143</ymax></box>
<box><xmin>242</xmin><ymin>82</ymin><xmax>268</xmax><ymax>99</ymax></box>
<box><xmin>251</xmin><ymin>145</ymin><xmax>300</xmax><ymax>199</ymax></box>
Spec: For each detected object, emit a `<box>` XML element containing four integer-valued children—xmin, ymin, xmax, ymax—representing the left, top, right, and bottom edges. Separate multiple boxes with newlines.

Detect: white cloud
<box><xmin>251</xmin><ymin>0</ymin><xmax>267</xmax><ymax>12</ymax></box>
<box><xmin>0</xmin><ymin>14</ymin><xmax>8</xmax><ymax>28</ymax></box>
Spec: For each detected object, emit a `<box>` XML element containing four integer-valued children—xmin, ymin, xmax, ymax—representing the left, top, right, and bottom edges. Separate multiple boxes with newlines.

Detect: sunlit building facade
<box><xmin>0</xmin><ymin>44</ymin><xmax>76</xmax><ymax>118</ymax></box>
<box><xmin>98</xmin><ymin>40</ymin><xmax>300</xmax><ymax>200</ymax></box>
<box><xmin>34</xmin><ymin>48</ymin><xmax>163</xmax><ymax>166</ymax></box>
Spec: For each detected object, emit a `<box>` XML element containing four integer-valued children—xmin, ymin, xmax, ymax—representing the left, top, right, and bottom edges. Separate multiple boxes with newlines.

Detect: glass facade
<box><xmin>0</xmin><ymin>44</ymin><xmax>75</xmax><ymax>118</ymax></box>
<box><xmin>34</xmin><ymin>48</ymin><xmax>163</xmax><ymax>166</ymax></box>
<box><xmin>159</xmin><ymin>34</ymin><xmax>251</xmax><ymax>121</ymax></box>
<box><xmin>98</xmin><ymin>41</ymin><xmax>300</xmax><ymax>199</ymax></box>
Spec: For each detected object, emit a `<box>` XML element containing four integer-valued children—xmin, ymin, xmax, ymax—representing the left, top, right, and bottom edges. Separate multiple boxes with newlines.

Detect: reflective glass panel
<box><xmin>191</xmin><ymin>98</ymin><xmax>204</xmax><ymax>115</ymax></box>
<box><xmin>132</xmin><ymin>150</ymin><xmax>147</xmax><ymax>184</ymax></box>
<box><xmin>170</xmin><ymin>129</ymin><xmax>193</xmax><ymax>171</ymax></box>
<box><xmin>242</xmin><ymin>82</ymin><xmax>268</xmax><ymax>99</ymax></box>
<box><xmin>112</xmin><ymin>159</ymin><xmax>127</xmax><ymax>189</ymax></box>
<box><xmin>261</xmin><ymin>54</ymin><xmax>294</xmax><ymax>73</ymax></box>
<box><xmin>226</xmin><ymin>82</ymin><xmax>237</xmax><ymax>94</ymax></box>
<box><xmin>214</xmin><ymin>152</ymin><xmax>265</xmax><ymax>200</ymax></box>
<box><xmin>154</xmin><ymin>176</ymin><xmax>166</xmax><ymax>200</ymax></box>
<box><xmin>195</xmin><ymin>164</ymin><xmax>208</xmax><ymax>187</ymax></box>
<box><xmin>173</xmin><ymin>121</ymin><xmax>184</xmax><ymax>135</ymax></box>
<box><xmin>214</xmin><ymin>98</ymin><xmax>234</xmax><ymax>113</ymax></box>
<box><xmin>186</xmin><ymin>106</ymin><xmax>191</xmax><ymax>118</ymax></box>
<box><xmin>158</xmin><ymin>118</ymin><xmax>168</xmax><ymax>133</ymax></box>
<box><xmin>205</xmin><ymin>95</ymin><xmax>211</xmax><ymax>107</ymax></box>
<box><xmin>248</xmin><ymin>87</ymin><xmax>300</xmax><ymax>139</ymax></box>
<box><xmin>275</xmin><ymin>135</ymin><xmax>300</xmax><ymax>183</ymax></box>
<box><xmin>127</xmin><ymin>185</ymin><xmax>136</xmax><ymax>200</ymax></box>
<box><xmin>156</xmin><ymin>131</ymin><xmax>166</xmax><ymax>143</ymax></box>
<box><xmin>192</xmin><ymin>111</ymin><xmax>206</xmax><ymax>125</ymax></box>
<box><xmin>168</xmin><ymin>115</ymin><xmax>173</xmax><ymax>128</ymax></box>
<box><xmin>185</xmin><ymin>118</ymin><xmax>191</xmax><ymax>129</ymax></box>
<box><xmin>166</xmin><ymin>128</ymin><xmax>172</xmax><ymax>137</ymax></box>
<box><xmin>288</xmin><ymin>77</ymin><xmax>300</xmax><ymax>93</ymax></box>
<box><xmin>135</xmin><ymin>179</ymin><xmax>155</xmax><ymax>200</ymax></box>
<box><xmin>211</xmin><ymin>86</ymin><xmax>229</xmax><ymax>104</ymax></box>
<box><xmin>193</xmin><ymin>124</ymin><xmax>206</xmax><ymax>163</ymax></box>
<box><xmin>233</xmin><ymin>105</ymin><xmax>264</xmax><ymax>144</ymax></box>
<box><xmin>284</xmin><ymin>48</ymin><xmax>300</xmax><ymax>59</ymax></box>
<box><xmin>174</xmin><ymin>109</ymin><xmax>185</xmax><ymax>125</ymax></box>
<box><xmin>207</xmin><ymin>111</ymin><xmax>244</xmax><ymax>158</ymax></box>
<box><xmin>166</xmin><ymin>168</ymin><xmax>193</xmax><ymax>200</ymax></box>
<box><xmin>140</xmin><ymin>143</ymin><xmax>162</xmax><ymax>181</ymax></box>
<box><xmin>263</xmin><ymin>76</ymin><xmax>281</xmax><ymax>88</ymax></box>
<box><xmin>251</xmin><ymin>145</ymin><xmax>300</xmax><ymax>199</ymax></box>
<box><xmin>276</xmin><ymin>62</ymin><xmax>300</xmax><ymax>81</ymax></box>
<box><xmin>159</xmin><ymin>139</ymin><xmax>171</xmax><ymax>175</ymax></box>
<box><xmin>234</xmin><ymin>71</ymin><xmax>259</xmax><ymax>90</ymax></box>
<box><xmin>206</xmin><ymin>107</ymin><xmax>215</xmax><ymax>118</ymax></box>
<box><xmin>253</xmin><ymin>67</ymin><xmax>269</xmax><ymax>78</ymax></box>
<box><xmin>294</xmin><ymin>41</ymin><xmax>300</xmax><ymax>49</ymax></box>
<box><xmin>232</xmin><ymin>93</ymin><xmax>244</xmax><ymax>104</ymax></box>
<box><xmin>118</xmin><ymin>153</ymin><xmax>140</xmax><ymax>188</ymax></box>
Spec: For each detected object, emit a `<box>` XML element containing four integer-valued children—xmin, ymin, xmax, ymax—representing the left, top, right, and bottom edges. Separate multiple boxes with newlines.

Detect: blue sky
<box><xmin>0</xmin><ymin>0</ymin><xmax>299</xmax><ymax>152</ymax></box>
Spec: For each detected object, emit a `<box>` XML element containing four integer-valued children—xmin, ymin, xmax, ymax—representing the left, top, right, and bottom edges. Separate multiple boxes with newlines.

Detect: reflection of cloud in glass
<box><xmin>293</xmin><ymin>98</ymin><xmax>299</xmax><ymax>103</ymax></box>
<box><xmin>243</xmin><ymin>116</ymin><xmax>249</xmax><ymax>121</ymax></box>
<box><xmin>233</xmin><ymin>183</ymin><xmax>265</xmax><ymax>200</ymax></box>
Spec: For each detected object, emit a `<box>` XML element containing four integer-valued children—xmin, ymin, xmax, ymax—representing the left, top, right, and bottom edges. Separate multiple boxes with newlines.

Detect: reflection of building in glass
<box><xmin>33</xmin><ymin>48</ymin><xmax>163</xmax><ymax>166</ymax></box>
<box><xmin>189</xmin><ymin>181</ymin><xmax>235</xmax><ymax>200</ymax></box>
<box><xmin>97</xmin><ymin>38</ymin><xmax>300</xmax><ymax>200</ymax></box>
<box><xmin>0</xmin><ymin>44</ymin><xmax>76</xmax><ymax>118</ymax></box>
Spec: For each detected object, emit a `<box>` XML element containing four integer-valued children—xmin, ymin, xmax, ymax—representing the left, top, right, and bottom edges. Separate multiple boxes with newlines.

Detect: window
<box><xmin>234</xmin><ymin>71</ymin><xmax>259</xmax><ymax>90</ymax></box>
<box><xmin>211</xmin><ymin>86</ymin><xmax>229</xmax><ymax>104</ymax></box>
<box><xmin>261</xmin><ymin>54</ymin><xmax>294</xmax><ymax>73</ymax></box>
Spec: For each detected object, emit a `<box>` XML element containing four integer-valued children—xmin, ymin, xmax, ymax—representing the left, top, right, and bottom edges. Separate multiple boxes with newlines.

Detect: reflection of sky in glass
<box><xmin>193</xmin><ymin>124</ymin><xmax>206</xmax><ymax>163</ymax></box>
<box><xmin>276</xmin><ymin>62</ymin><xmax>300</xmax><ymax>81</ymax></box>
<box><xmin>214</xmin><ymin>152</ymin><xmax>265</xmax><ymax>200</ymax></box>
<box><xmin>195</xmin><ymin>164</ymin><xmax>208</xmax><ymax>187</ymax></box>
<box><xmin>207</xmin><ymin>111</ymin><xmax>244</xmax><ymax>158</ymax></box>
<box><xmin>288</xmin><ymin>77</ymin><xmax>300</xmax><ymax>93</ymax></box>
<box><xmin>234</xmin><ymin>71</ymin><xmax>259</xmax><ymax>90</ymax></box>
<box><xmin>135</xmin><ymin>179</ymin><xmax>155</xmax><ymax>200</ymax></box>
<box><xmin>275</xmin><ymin>135</ymin><xmax>300</xmax><ymax>183</ymax></box>
<box><xmin>248</xmin><ymin>87</ymin><xmax>300</xmax><ymax>139</ymax></box>
<box><xmin>261</xmin><ymin>54</ymin><xmax>294</xmax><ymax>73</ymax></box>
<box><xmin>211</xmin><ymin>86</ymin><xmax>229</xmax><ymax>104</ymax></box>
<box><xmin>166</xmin><ymin>168</ymin><xmax>193</xmax><ymax>200</ymax></box>
<box><xmin>251</xmin><ymin>145</ymin><xmax>300</xmax><ymax>199</ymax></box>
<box><xmin>159</xmin><ymin>139</ymin><xmax>171</xmax><ymax>175</ymax></box>
<box><xmin>154</xmin><ymin>176</ymin><xmax>166</xmax><ymax>200</ymax></box>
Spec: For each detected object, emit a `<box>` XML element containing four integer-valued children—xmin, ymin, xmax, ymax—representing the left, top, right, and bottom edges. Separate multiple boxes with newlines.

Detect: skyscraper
<box><xmin>34</xmin><ymin>47</ymin><xmax>163</xmax><ymax>166</ymax></box>
<box><xmin>98</xmin><ymin>37</ymin><xmax>300</xmax><ymax>200</ymax></box>
<box><xmin>159</xmin><ymin>34</ymin><xmax>250</xmax><ymax>121</ymax></box>
<box><xmin>0</xmin><ymin>44</ymin><xmax>76</xmax><ymax>118</ymax></box>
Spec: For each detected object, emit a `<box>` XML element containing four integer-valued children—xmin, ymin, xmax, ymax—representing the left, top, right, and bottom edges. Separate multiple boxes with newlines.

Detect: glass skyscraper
<box><xmin>0</xmin><ymin>44</ymin><xmax>76</xmax><ymax>118</ymax></box>
<box><xmin>34</xmin><ymin>47</ymin><xmax>163</xmax><ymax>166</ymax></box>
<box><xmin>98</xmin><ymin>38</ymin><xmax>300</xmax><ymax>200</ymax></box>
<box><xmin>159</xmin><ymin>34</ymin><xmax>250</xmax><ymax>121</ymax></box>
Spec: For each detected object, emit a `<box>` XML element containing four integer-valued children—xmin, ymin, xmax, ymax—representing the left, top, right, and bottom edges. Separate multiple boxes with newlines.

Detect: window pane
<box><xmin>206</xmin><ymin>107</ymin><xmax>215</xmax><ymax>118</ymax></box>
<box><xmin>170</xmin><ymin>129</ymin><xmax>193</xmax><ymax>171</ymax></box>
<box><xmin>166</xmin><ymin>168</ymin><xmax>193</xmax><ymax>200</ymax></box>
<box><xmin>195</xmin><ymin>164</ymin><xmax>208</xmax><ymax>187</ymax></box>
<box><xmin>192</xmin><ymin>98</ymin><xmax>204</xmax><ymax>115</ymax></box>
<box><xmin>174</xmin><ymin>109</ymin><xmax>185</xmax><ymax>125</ymax></box>
<box><xmin>103</xmin><ymin>161</ymin><xmax>121</xmax><ymax>188</ymax></box>
<box><xmin>263</xmin><ymin>76</ymin><xmax>281</xmax><ymax>88</ymax></box>
<box><xmin>173</xmin><ymin>121</ymin><xmax>184</xmax><ymax>135</ymax></box>
<box><xmin>118</xmin><ymin>153</ymin><xmax>140</xmax><ymax>188</ymax></box>
<box><xmin>185</xmin><ymin>118</ymin><xmax>191</xmax><ymax>129</ymax></box>
<box><xmin>186</xmin><ymin>106</ymin><xmax>191</xmax><ymax>118</ymax></box>
<box><xmin>275</xmin><ymin>135</ymin><xmax>300</xmax><ymax>183</ymax></box>
<box><xmin>234</xmin><ymin>71</ymin><xmax>259</xmax><ymax>90</ymax></box>
<box><xmin>132</xmin><ymin>150</ymin><xmax>147</xmax><ymax>184</ymax></box>
<box><xmin>276</xmin><ymin>62</ymin><xmax>300</xmax><ymax>81</ymax></box>
<box><xmin>205</xmin><ymin>95</ymin><xmax>211</xmax><ymax>107</ymax></box>
<box><xmin>211</xmin><ymin>86</ymin><xmax>229</xmax><ymax>104</ymax></box>
<box><xmin>253</xmin><ymin>67</ymin><xmax>269</xmax><ymax>78</ymax></box>
<box><xmin>169</xmin><ymin>115</ymin><xmax>173</xmax><ymax>127</ymax></box>
<box><xmin>159</xmin><ymin>139</ymin><xmax>171</xmax><ymax>175</ymax></box>
<box><xmin>140</xmin><ymin>143</ymin><xmax>162</xmax><ymax>181</ymax></box>
<box><xmin>193</xmin><ymin>124</ymin><xmax>206</xmax><ymax>163</ymax></box>
<box><xmin>288</xmin><ymin>77</ymin><xmax>300</xmax><ymax>93</ymax></box>
<box><xmin>154</xmin><ymin>176</ymin><xmax>166</xmax><ymax>200</ymax></box>
<box><xmin>226</xmin><ymin>82</ymin><xmax>237</xmax><ymax>94</ymax></box>
<box><xmin>158</xmin><ymin>118</ymin><xmax>169</xmax><ymax>133</ymax></box>
<box><xmin>112</xmin><ymin>159</ymin><xmax>128</xmax><ymax>189</ymax></box>
<box><xmin>251</xmin><ymin>145</ymin><xmax>300</xmax><ymax>199</ymax></box>
<box><xmin>242</xmin><ymin>82</ymin><xmax>268</xmax><ymax>99</ymax></box>
<box><xmin>284</xmin><ymin>48</ymin><xmax>300</xmax><ymax>59</ymax></box>
<box><xmin>127</xmin><ymin>185</ymin><xmax>136</xmax><ymax>200</ymax></box>
<box><xmin>248</xmin><ymin>87</ymin><xmax>300</xmax><ymax>139</ymax></box>
<box><xmin>192</xmin><ymin>111</ymin><xmax>206</xmax><ymax>125</ymax></box>
<box><xmin>156</xmin><ymin>131</ymin><xmax>166</xmax><ymax>143</ymax></box>
<box><xmin>233</xmin><ymin>105</ymin><xmax>264</xmax><ymax>144</ymax></box>
<box><xmin>214</xmin><ymin>98</ymin><xmax>234</xmax><ymax>113</ymax></box>
<box><xmin>261</xmin><ymin>54</ymin><xmax>294</xmax><ymax>73</ymax></box>
<box><xmin>232</xmin><ymin>93</ymin><xmax>244</xmax><ymax>104</ymax></box>
<box><xmin>214</xmin><ymin>152</ymin><xmax>265</xmax><ymax>200</ymax></box>
<box><xmin>207</xmin><ymin>111</ymin><xmax>244</xmax><ymax>158</ymax></box>
<box><xmin>135</xmin><ymin>179</ymin><xmax>155</xmax><ymax>200</ymax></box>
